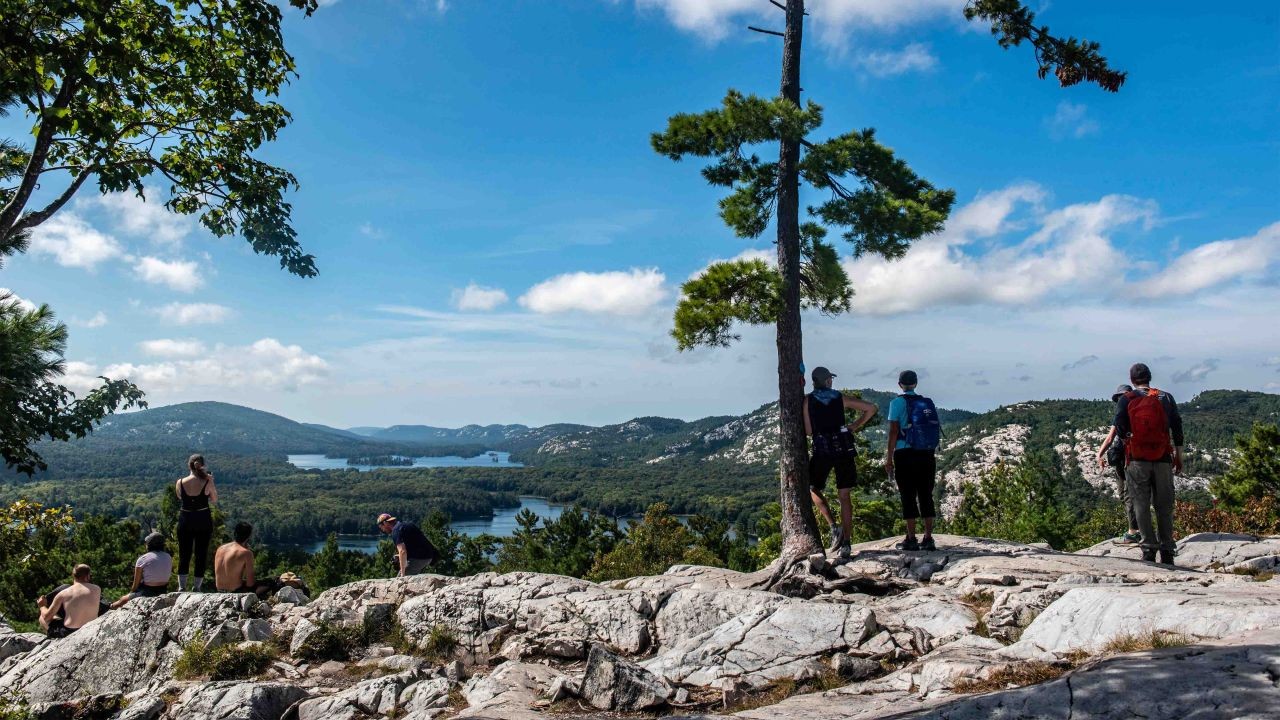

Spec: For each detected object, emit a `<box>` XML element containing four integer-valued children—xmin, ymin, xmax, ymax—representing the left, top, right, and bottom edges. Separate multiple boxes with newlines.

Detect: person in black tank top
<box><xmin>176</xmin><ymin>454</ymin><xmax>217</xmax><ymax>591</ymax></box>
<box><xmin>803</xmin><ymin>367</ymin><xmax>878</xmax><ymax>557</ymax></box>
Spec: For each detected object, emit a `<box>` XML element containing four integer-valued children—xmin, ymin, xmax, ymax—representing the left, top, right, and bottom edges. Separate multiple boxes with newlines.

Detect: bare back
<box><xmin>214</xmin><ymin>542</ymin><xmax>254</xmax><ymax>591</ymax></box>
<box><xmin>54</xmin><ymin>583</ymin><xmax>101</xmax><ymax>629</ymax></box>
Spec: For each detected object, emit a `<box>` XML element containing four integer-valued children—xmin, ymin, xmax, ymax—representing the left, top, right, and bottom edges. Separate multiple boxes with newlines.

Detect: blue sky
<box><xmin>5</xmin><ymin>0</ymin><xmax>1279</xmax><ymax>427</ymax></box>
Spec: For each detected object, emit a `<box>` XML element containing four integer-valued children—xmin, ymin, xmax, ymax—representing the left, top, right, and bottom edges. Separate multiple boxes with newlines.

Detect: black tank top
<box><xmin>179</xmin><ymin>477</ymin><xmax>210</xmax><ymax>512</ymax></box>
<box><xmin>807</xmin><ymin>393</ymin><xmax>846</xmax><ymax>434</ymax></box>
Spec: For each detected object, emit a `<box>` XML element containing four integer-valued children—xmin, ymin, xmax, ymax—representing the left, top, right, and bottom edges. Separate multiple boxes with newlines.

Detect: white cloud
<box><xmin>632</xmin><ymin>0</ymin><xmax>963</xmax><ymax>47</ymax></box>
<box><xmin>1</xmin><ymin>288</ymin><xmax>37</xmax><ymax>313</ymax></box>
<box><xmin>857</xmin><ymin>43</ymin><xmax>938</xmax><ymax>77</ymax></box>
<box><xmin>134</xmin><ymin>256</ymin><xmax>202</xmax><ymax>292</ymax></box>
<box><xmin>1046</xmin><ymin>101</ymin><xmax>1100</xmax><ymax>140</ymax></box>
<box><xmin>1172</xmin><ymin>358</ymin><xmax>1220</xmax><ymax>384</ymax></box>
<box><xmin>358</xmin><ymin>223</ymin><xmax>385</xmax><ymax>239</ymax></box>
<box><xmin>76</xmin><ymin>311</ymin><xmax>109</xmax><ymax>328</ymax></box>
<box><xmin>155</xmin><ymin>302</ymin><xmax>232</xmax><ymax>325</ymax></box>
<box><xmin>96</xmin><ymin>338</ymin><xmax>327</xmax><ymax>393</ymax></box>
<box><xmin>451</xmin><ymin>283</ymin><xmax>509</xmax><ymax>312</ymax></box>
<box><xmin>139</xmin><ymin>338</ymin><xmax>206</xmax><ymax>358</ymax></box>
<box><xmin>1129</xmin><ymin>222</ymin><xmax>1280</xmax><ymax>299</ymax></box>
<box><xmin>520</xmin><ymin>268</ymin><xmax>667</xmax><ymax>315</ymax></box>
<box><xmin>28</xmin><ymin>213</ymin><xmax>124</xmax><ymax>269</ymax></box>
<box><xmin>94</xmin><ymin>188</ymin><xmax>192</xmax><ymax>245</ymax></box>
<box><xmin>843</xmin><ymin>187</ymin><xmax>1157</xmax><ymax>314</ymax></box>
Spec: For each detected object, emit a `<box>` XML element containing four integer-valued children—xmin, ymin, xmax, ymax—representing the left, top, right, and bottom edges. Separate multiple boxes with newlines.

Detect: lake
<box><xmin>302</xmin><ymin>496</ymin><xmax>567</xmax><ymax>554</ymax></box>
<box><xmin>287</xmin><ymin>451</ymin><xmax>523</xmax><ymax>471</ymax></box>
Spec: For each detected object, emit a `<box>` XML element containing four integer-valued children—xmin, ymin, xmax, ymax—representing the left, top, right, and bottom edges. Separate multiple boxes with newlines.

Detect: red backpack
<box><xmin>1125</xmin><ymin>388</ymin><xmax>1172</xmax><ymax>462</ymax></box>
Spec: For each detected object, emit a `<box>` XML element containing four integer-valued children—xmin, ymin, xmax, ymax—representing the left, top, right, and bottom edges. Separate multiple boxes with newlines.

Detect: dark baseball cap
<box><xmin>811</xmin><ymin>367</ymin><xmax>836</xmax><ymax>383</ymax></box>
<box><xmin>1112</xmin><ymin>384</ymin><xmax>1133</xmax><ymax>402</ymax></box>
<box><xmin>898</xmin><ymin>370</ymin><xmax>918</xmax><ymax>386</ymax></box>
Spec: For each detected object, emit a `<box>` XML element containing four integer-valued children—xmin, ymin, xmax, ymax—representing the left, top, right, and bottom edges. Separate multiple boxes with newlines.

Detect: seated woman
<box><xmin>111</xmin><ymin>532</ymin><xmax>173</xmax><ymax>609</ymax></box>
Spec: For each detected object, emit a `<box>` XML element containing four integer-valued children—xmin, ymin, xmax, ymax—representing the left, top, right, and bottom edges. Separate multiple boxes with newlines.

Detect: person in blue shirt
<box><xmin>885</xmin><ymin>370</ymin><xmax>938</xmax><ymax>552</ymax></box>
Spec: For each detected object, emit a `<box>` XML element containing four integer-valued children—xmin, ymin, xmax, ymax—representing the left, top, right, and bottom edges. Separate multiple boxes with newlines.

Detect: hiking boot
<box><xmin>901</xmin><ymin>536</ymin><xmax>920</xmax><ymax>552</ymax></box>
<box><xmin>837</xmin><ymin>541</ymin><xmax>851</xmax><ymax>559</ymax></box>
<box><xmin>1117</xmin><ymin>531</ymin><xmax>1142</xmax><ymax>545</ymax></box>
<box><xmin>1159</xmin><ymin>552</ymin><xmax>1175</xmax><ymax>566</ymax></box>
<box><xmin>827</xmin><ymin>528</ymin><xmax>846</xmax><ymax>554</ymax></box>
<box><xmin>1141</xmin><ymin>549</ymin><xmax>1157</xmax><ymax>562</ymax></box>
<box><xmin>920</xmin><ymin>536</ymin><xmax>937</xmax><ymax>552</ymax></box>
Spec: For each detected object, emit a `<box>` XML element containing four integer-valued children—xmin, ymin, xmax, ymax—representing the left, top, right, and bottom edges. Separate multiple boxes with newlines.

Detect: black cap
<box><xmin>898</xmin><ymin>370</ymin><xmax>918</xmax><ymax>386</ymax></box>
<box><xmin>1112</xmin><ymin>384</ymin><xmax>1133</xmax><ymax>402</ymax></box>
<box><xmin>811</xmin><ymin>367</ymin><xmax>836</xmax><ymax>383</ymax></box>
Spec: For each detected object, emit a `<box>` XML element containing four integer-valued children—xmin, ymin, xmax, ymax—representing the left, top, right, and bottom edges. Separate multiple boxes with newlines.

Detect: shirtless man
<box><xmin>214</xmin><ymin>522</ymin><xmax>256</xmax><ymax>592</ymax></box>
<box><xmin>38</xmin><ymin>565</ymin><xmax>101</xmax><ymax>638</ymax></box>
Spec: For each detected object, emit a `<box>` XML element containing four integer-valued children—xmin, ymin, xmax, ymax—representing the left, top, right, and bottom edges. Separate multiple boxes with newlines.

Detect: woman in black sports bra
<box><xmin>175</xmin><ymin>454</ymin><xmax>218</xmax><ymax>591</ymax></box>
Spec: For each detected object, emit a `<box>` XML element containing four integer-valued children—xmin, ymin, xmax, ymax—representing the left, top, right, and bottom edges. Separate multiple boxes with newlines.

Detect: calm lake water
<box><xmin>302</xmin><ymin>496</ymin><xmax>568</xmax><ymax>554</ymax></box>
<box><xmin>287</xmin><ymin>451</ymin><xmax>523</xmax><ymax>471</ymax></box>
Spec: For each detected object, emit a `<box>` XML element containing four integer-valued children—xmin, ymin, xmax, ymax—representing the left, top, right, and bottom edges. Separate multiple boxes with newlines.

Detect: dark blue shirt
<box><xmin>390</xmin><ymin>521</ymin><xmax>438</xmax><ymax>561</ymax></box>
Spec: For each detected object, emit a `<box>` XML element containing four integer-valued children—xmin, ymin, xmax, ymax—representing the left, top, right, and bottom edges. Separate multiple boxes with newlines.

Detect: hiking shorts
<box><xmin>810</xmin><ymin>453</ymin><xmax>857</xmax><ymax>492</ymax></box>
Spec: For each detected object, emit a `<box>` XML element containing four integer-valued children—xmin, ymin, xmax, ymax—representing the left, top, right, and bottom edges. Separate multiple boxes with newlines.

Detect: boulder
<box><xmin>459</xmin><ymin>661</ymin><xmax>565</xmax><ymax>719</ymax></box>
<box><xmin>644</xmin><ymin>599</ymin><xmax>876</xmax><ymax>689</ymax></box>
<box><xmin>112</xmin><ymin>696</ymin><xmax>166</xmax><ymax>720</ymax></box>
<box><xmin>168</xmin><ymin>681</ymin><xmax>309</xmax><ymax>720</ymax></box>
<box><xmin>1005</xmin><ymin>582</ymin><xmax>1280</xmax><ymax>657</ymax></box>
<box><xmin>830</xmin><ymin>653</ymin><xmax>880</xmax><ymax>681</ymax></box>
<box><xmin>580</xmin><ymin>643</ymin><xmax>672</xmax><ymax>711</ymax></box>
<box><xmin>1</xmin><ymin>593</ymin><xmax>267</xmax><ymax>705</ymax></box>
<box><xmin>0</xmin><ymin>630</ymin><xmax>43</xmax><ymax>662</ymax></box>
<box><xmin>397</xmin><ymin>572</ymin><xmax>654</xmax><ymax>660</ymax></box>
<box><xmin>275</xmin><ymin>586</ymin><xmax>309</xmax><ymax>606</ymax></box>
<box><xmin>871</xmin><ymin>589</ymin><xmax>977</xmax><ymax>650</ymax></box>
<box><xmin>653</xmin><ymin>588</ymin><xmax>784</xmax><ymax>646</ymax></box>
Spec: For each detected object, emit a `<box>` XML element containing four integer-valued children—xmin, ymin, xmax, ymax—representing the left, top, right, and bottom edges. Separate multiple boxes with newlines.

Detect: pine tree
<box><xmin>653</xmin><ymin>0</ymin><xmax>1126</xmax><ymax>563</ymax></box>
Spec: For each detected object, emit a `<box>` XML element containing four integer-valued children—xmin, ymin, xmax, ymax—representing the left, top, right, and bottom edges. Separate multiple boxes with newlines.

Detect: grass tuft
<box><xmin>952</xmin><ymin>662</ymin><xmax>1066</xmax><ymax>694</ymax></box>
<box><xmin>1230</xmin><ymin>567</ymin><xmax>1276</xmax><ymax>582</ymax></box>
<box><xmin>1101</xmin><ymin>630</ymin><xmax>1193</xmax><ymax>654</ymax></box>
<box><xmin>174</xmin><ymin>633</ymin><xmax>278</xmax><ymax>681</ymax></box>
<box><xmin>294</xmin><ymin>621</ymin><xmax>364</xmax><ymax>663</ymax></box>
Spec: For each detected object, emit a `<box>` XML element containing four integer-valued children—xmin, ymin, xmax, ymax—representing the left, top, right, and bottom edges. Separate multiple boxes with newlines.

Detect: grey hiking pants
<box><xmin>1111</xmin><ymin>464</ymin><xmax>1139</xmax><ymax>531</ymax></box>
<box><xmin>1126</xmin><ymin>461</ymin><xmax>1175</xmax><ymax>557</ymax></box>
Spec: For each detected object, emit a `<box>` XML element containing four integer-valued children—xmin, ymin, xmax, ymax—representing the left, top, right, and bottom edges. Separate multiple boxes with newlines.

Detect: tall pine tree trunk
<box><xmin>775</xmin><ymin>0</ymin><xmax>822</xmax><ymax>560</ymax></box>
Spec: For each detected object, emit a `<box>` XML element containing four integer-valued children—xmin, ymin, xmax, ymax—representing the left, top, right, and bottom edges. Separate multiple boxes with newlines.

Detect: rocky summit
<box><xmin>2</xmin><ymin>534</ymin><xmax>1278</xmax><ymax>720</ymax></box>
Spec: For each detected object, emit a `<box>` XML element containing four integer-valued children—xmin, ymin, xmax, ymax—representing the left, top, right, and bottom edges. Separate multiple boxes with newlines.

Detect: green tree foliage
<box><xmin>0</xmin><ymin>294</ymin><xmax>144</xmax><ymax>474</ymax></box>
<box><xmin>964</xmin><ymin>0</ymin><xmax>1127</xmax><ymax>92</ymax></box>
<box><xmin>1210</xmin><ymin>423</ymin><xmax>1280</xmax><ymax>507</ymax></box>
<box><xmin>655</xmin><ymin>93</ymin><xmax>952</xmax><ymax>350</ymax></box>
<box><xmin>948</xmin><ymin>453</ymin><xmax>1089</xmax><ymax>550</ymax></box>
<box><xmin>588</xmin><ymin>503</ymin><xmax>723</xmax><ymax>581</ymax></box>
<box><xmin>495</xmin><ymin>506</ymin><xmax>619</xmax><ymax>578</ymax></box>
<box><xmin>0</xmin><ymin>0</ymin><xmax>318</xmax><ymax>273</ymax></box>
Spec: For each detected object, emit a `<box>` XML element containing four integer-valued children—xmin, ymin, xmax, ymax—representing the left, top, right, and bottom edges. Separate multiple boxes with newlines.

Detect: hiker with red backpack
<box><xmin>1113</xmin><ymin>363</ymin><xmax>1185</xmax><ymax>565</ymax></box>
<box><xmin>885</xmin><ymin>370</ymin><xmax>942</xmax><ymax>552</ymax></box>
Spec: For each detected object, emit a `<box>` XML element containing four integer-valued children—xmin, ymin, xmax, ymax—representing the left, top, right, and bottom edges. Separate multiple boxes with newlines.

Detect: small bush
<box><xmin>0</xmin><ymin>688</ymin><xmax>34</xmax><ymax>720</ymax></box>
<box><xmin>421</xmin><ymin>624</ymin><xmax>459</xmax><ymax>661</ymax></box>
<box><xmin>174</xmin><ymin>633</ymin><xmax>277</xmax><ymax>681</ymax></box>
<box><xmin>1101</xmin><ymin>630</ymin><xmax>1193</xmax><ymax>654</ymax></box>
<box><xmin>294</xmin><ymin>622</ymin><xmax>364</xmax><ymax>663</ymax></box>
<box><xmin>1230</xmin><ymin>567</ymin><xmax>1276</xmax><ymax>582</ymax></box>
<box><xmin>952</xmin><ymin>662</ymin><xmax>1066</xmax><ymax>694</ymax></box>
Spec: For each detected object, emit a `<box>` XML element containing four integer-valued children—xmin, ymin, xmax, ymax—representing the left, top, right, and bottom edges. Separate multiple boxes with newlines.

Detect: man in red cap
<box><xmin>376</xmin><ymin>513</ymin><xmax>440</xmax><ymax>576</ymax></box>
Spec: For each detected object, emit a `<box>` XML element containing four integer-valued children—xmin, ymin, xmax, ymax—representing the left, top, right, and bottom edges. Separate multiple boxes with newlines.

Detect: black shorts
<box><xmin>810</xmin><ymin>454</ymin><xmax>857</xmax><ymax>491</ymax></box>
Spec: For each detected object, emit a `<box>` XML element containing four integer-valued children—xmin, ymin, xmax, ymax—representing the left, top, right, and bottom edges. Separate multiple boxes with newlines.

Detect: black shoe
<box><xmin>901</xmin><ymin>536</ymin><xmax>920</xmax><ymax>551</ymax></box>
<box><xmin>1142</xmin><ymin>549</ymin><xmax>1157</xmax><ymax>562</ymax></box>
<box><xmin>920</xmin><ymin>536</ymin><xmax>937</xmax><ymax>552</ymax></box>
<box><xmin>1159</xmin><ymin>552</ymin><xmax>1175</xmax><ymax>566</ymax></box>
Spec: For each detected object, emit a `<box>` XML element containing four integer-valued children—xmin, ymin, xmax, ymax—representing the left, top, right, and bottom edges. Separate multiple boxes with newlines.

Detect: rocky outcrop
<box><xmin>1</xmin><ymin>533</ymin><xmax>1276</xmax><ymax>720</ymax></box>
<box><xmin>1</xmin><ymin>592</ymin><xmax>264</xmax><ymax>704</ymax></box>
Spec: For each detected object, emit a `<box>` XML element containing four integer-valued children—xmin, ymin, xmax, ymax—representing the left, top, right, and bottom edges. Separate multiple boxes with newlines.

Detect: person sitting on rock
<box><xmin>214</xmin><ymin>522</ymin><xmax>257</xmax><ymax>593</ymax></box>
<box><xmin>1097</xmin><ymin>384</ymin><xmax>1142</xmax><ymax>545</ymax></box>
<box><xmin>38</xmin><ymin>564</ymin><xmax>102</xmax><ymax>638</ymax></box>
<box><xmin>111</xmin><ymin>532</ymin><xmax>173</xmax><ymax>609</ymax></box>
<box><xmin>803</xmin><ymin>366</ymin><xmax>878</xmax><ymax>557</ymax></box>
<box><xmin>377</xmin><ymin>513</ymin><xmax>440</xmax><ymax>576</ymax></box>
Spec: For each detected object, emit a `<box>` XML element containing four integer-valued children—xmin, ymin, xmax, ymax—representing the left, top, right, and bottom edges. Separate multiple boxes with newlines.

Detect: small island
<box><xmin>345</xmin><ymin>455</ymin><xmax>414</xmax><ymax>467</ymax></box>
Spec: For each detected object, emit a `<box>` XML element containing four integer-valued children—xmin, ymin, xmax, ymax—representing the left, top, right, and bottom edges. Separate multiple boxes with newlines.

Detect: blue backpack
<box><xmin>901</xmin><ymin>394</ymin><xmax>941</xmax><ymax>451</ymax></box>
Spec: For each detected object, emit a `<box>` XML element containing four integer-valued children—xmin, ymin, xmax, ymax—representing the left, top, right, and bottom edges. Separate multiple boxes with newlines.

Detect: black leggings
<box><xmin>894</xmin><ymin>448</ymin><xmax>937</xmax><ymax>520</ymax></box>
<box><xmin>177</xmin><ymin>510</ymin><xmax>213</xmax><ymax>577</ymax></box>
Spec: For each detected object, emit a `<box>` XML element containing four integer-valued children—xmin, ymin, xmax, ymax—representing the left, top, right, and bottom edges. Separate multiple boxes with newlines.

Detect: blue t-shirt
<box><xmin>390</xmin><ymin>521</ymin><xmax>437</xmax><ymax>561</ymax></box>
<box><xmin>887</xmin><ymin>390</ymin><xmax>918</xmax><ymax>450</ymax></box>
